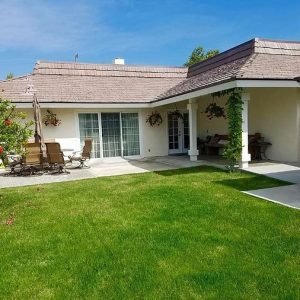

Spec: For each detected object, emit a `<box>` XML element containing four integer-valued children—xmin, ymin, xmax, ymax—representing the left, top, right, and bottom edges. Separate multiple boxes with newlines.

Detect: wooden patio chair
<box><xmin>8</xmin><ymin>143</ymin><xmax>43</xmax><ymax>175</ymax></box>
<box><xmin>67</xmin><ymin>138</ymin><xmax>93</xmax><ymax>168</ymax></box>
<box><xmin>45</xmin><ymin>142</ymin><xmax>68</xmax><ymax>173</ymax></box>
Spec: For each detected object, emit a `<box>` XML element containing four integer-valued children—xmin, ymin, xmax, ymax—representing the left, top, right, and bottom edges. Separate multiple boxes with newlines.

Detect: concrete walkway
<box><xmin>0</xmin><ymin>156</ymin><xmax>218</xmax><ymax>189</ymax></box>
<box><xmin>247</xmin><ymin>162</ymin><xmax>300</xmax><ymax>184</ymax></box>
<box><xmin>245</xmin><ymin>162</ymin><xmax>300</xmax><ymax>210</ymax></box>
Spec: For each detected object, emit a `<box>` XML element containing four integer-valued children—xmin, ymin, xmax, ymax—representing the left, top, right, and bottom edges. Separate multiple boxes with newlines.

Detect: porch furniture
<box><xmin>8</xmin><ymin>143</ymin><xmax>43</xmax><ymax>175</ymax></box>
<box><xmin>45</xmin><ymin>142</ymin><xmax>68</xmax><ymax>173</ymax></box>
<box><xmin>249</xmin><ymin>141</ymin><xmax>272</xmax><ymax>160</ymax></box>
<box><xmin>67</xmin><ymin>139</ymin><xmax>92</xmax><ymax>168</ymax></box>
<box><xmin>197</xmin><ymin>137</ymin><xmax>210</xmax><ymax>155</ymax></box>
<box><xmin>205</xmin><ymin>133</ymin><xmax>271</xmax><ymax>160</ymax></box>
<box><xmin>205</xmin><ymin>135</ymin><xmax>229</xmax><ymax>155</ymax></box>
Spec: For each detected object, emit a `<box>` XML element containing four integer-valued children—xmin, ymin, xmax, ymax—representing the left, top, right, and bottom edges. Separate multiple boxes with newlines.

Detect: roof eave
<box><xmin>151</xmin><ymin>78</ymin><xmax>300</xmax><ymax>107</ymax></box>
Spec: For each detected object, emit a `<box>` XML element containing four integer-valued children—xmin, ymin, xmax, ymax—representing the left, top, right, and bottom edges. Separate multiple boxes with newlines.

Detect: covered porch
<box><xmin>157</xmin><ymin>86</ymin><xmax>300</xmax><ymax>168</ymax></box>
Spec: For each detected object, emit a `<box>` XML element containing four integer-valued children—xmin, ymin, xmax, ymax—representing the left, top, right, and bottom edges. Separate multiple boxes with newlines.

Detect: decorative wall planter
<box><xmin>146</xmin><ymin>111</ymin><xmax>163</xmax><ymax>127</ymax></box>
<box><xmin>168</xmin><ymin>110</ymin><xmax>184</xmax><ymax>120</ymax></box>
<box><xmin>43</xmin><ymin>110</ymin><xmax>61</xmax><ymax>126</ymax></box>
<box><xmin>202</xmin><ymin>102</ymin><xmax>226</xmax><ymax>120</ymax></box>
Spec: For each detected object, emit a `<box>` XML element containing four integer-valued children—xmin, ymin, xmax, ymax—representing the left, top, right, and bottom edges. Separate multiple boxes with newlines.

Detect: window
<box><xmin>78</xmin><ymin>112</ymin><xmax>140</xmax><ymax>158</ymax></box>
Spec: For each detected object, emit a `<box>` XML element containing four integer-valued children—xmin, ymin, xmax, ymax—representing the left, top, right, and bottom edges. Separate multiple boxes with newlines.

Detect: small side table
<box><xmin>259</xmin><ymin>142</ymin><xmax>272</xmax><ymax>160</ymax></box>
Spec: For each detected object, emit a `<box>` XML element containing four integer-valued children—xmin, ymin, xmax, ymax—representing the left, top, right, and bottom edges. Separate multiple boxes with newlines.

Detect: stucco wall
<box><xmin>196</xmin><ymin>95</ymin><xmax>228</xmax><ymax>139</ymax></box>
<box><xmin>16</xmin><ymin>87</ymin><xmax>300</xmax><ymax>162</ymax></box>
<box><xmin>195</xmin><ymin>88</ymin><xmax>300</xmax><ymax>162</ymax></box>
<box><xmin>17</xmin><ymin>107</ymin><xmax>169</xmax><ymax>158</ymax></box>
<box><xmin>248</xmin><ymin>88</ymin><xmax>299</xmax><ymax>162</ymax></box>
<box><xmin>140</xmin><ymin>109</ymin><xmax>168</xmax><ymax>157</ymax></box>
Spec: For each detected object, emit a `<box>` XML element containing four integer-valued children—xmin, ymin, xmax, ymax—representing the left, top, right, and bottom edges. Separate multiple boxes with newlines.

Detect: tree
<box><xmin>184</xmin><ymin>46</ymin><xmax>219</xmax><ymax>67</ymax></box>
<box><xmin>6</xmin><ymin>73</ymin><xmax>14</xmax><ymax>80</ymax></box>
<box><xmin>0</xmin><ymin>98</ymin><xmax>33</xmax><ymax>165</ymax></box>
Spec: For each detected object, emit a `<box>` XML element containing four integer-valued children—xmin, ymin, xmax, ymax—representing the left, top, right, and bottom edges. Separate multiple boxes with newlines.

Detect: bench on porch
<box><xmin>198</xmin><ymin>133</ymin><xmax>272</xmax><ymax>160</ymax></box>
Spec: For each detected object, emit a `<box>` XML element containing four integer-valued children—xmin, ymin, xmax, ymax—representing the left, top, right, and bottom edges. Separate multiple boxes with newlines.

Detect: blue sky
<box><xmin>1</xmin><ymin>0</ymin><xmax>300</xmax><ymax>79</ymax></box>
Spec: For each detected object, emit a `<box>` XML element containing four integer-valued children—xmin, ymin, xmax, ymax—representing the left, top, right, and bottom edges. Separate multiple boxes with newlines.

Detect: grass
<box><xmin>0</xmin><ymin>166</ymin><xmax>299</xmax><ymax>299</ymax></box>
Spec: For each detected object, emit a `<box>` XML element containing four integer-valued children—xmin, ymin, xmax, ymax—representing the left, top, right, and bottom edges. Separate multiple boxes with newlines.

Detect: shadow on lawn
<box><xmin>154</xmin><ymin>166</ymin><xmax>222</xmax><ymax>177</ymax></box>
<box><xmin>212</xmin><ymin>175</ymin><xmax>290</xmax><ymax>191</ymax></box>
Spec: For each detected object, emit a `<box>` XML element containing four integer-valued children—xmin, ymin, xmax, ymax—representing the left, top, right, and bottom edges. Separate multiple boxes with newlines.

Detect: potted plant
<box><xmin>146</xmin><ymin>111</ymin><xmax>163</xmax><ymax>127</ymax></box>
<box><xmin>169</xmin><ymin>109</ymin><xmax>184</xmax><ymax>120</ymax></box>
<box><xmin>43</xmin><ymin>110</ymin><xmax>61</xmax><ymax>126</ymax></box>
<box><xmin>202</xmin><ymin>102</ymin><xmax>226</xmax><ymax>120</ymax></box>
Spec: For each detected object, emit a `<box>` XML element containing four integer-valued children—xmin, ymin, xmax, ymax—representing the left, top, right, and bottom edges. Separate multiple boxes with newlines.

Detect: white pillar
<box><xmin>187</xmin><ymin>100</ymin><xmax>199</xmax><ymax>161</ymax></box>
<box><xmin>239</xmin><ymin>92</ymin><xmax>251</xmax><ymax>169</ymax></box>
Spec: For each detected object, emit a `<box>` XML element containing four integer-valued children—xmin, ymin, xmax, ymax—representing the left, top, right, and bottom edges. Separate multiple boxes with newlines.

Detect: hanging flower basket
<box><xmin>43</xmin><ymin>110</ymin><xmax>61</xmax><ymax>126</ymax></box>
<box><xmin>146</xmin><ymin>111</ymin><xmax>163</xmax><ymax>127</ymax></box>
<box><xmin>169</xmin><ymin>110</ymin><xmax>184</xmax><ymax>120</ymax></box>
<box><xmin>202</xmin><ymin>102</ymin><xmax>226</xmax><ymax>120</ymax></box>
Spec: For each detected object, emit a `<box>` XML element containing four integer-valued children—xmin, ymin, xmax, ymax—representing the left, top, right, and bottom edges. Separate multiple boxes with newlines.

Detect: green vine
<box><xmin>212</xmin><ymin>88</ymin><xmax>243</xmax><ymax>172</ymax></box>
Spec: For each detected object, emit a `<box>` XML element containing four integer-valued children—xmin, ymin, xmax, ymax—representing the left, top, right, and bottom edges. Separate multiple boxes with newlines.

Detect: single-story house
<box><xmin>1</xmin><ymin>38</ymin><xmax>300</xmax><ymax>168</ymax></box>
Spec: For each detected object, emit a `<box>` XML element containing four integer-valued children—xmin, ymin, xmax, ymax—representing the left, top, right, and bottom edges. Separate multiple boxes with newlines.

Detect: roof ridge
<box><xmin>0</xmin><ymin>74</ymin><xmax>31</xmax><ymax>83</ymax></box>
<box><xmin>34</xmin><ymin>60</ymin><xmax>187</xmax><ymax>71</ymax></box>
<box><xmin>255</xmin><ymin>37</ymin><xmax>300</xmax><ymax>44</ymax></box>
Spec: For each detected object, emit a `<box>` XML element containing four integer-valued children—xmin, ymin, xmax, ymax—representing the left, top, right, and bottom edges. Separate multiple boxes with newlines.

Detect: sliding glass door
<box><xmin>101</xmin><ymin>113</ymin><xmax>122</xmax><ymax>157</ymax></box>
<box><xmin>78</xmin><ymin>112</ymin><xmax>140</xmax><ymax>158</ymax></box>
<box><xmin>121</xmin><ymin>113</ymin><xmax>140</xmax><ymax>156</ymax></box>
<box><xmin>78</xmin><ymin>113</ymin><xmax>101</xmax><ymax>158</ymax></box>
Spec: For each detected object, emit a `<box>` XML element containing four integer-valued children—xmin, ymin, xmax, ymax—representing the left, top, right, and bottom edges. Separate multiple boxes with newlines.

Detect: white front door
<box><xmin>168</xmin><ymin>112</ymin><xmax>189</xmax><ymax>154</ymax></box>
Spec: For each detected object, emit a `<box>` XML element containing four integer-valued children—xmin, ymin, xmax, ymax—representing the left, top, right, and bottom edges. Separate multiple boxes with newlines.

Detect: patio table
<box><xmin>250</xmin><ymin>142</ymin><xmax>272</xmax><ymax>160</ymax></box>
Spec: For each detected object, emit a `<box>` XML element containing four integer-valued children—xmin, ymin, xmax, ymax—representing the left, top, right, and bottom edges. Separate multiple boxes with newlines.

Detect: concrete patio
<box><xmin>0</xmin><ymin>156</ymin><xmax>222</xmax><ymax>189</ymax></box>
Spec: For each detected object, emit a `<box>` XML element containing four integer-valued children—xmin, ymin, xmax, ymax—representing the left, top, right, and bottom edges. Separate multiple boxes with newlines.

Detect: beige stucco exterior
<box><xmin>18</xmin><ymin>107</ymin><xmax>170</xmax><ymax>158</ymax></box>
<box><xmin>16</xmin><ymin>87</ymin><xmax>300</xmax><ymax>162</ymax></box>
<box><xmin>194</xmin><ymin>87</ymin><xmax>300</xmax><ymax>162</ymax></box>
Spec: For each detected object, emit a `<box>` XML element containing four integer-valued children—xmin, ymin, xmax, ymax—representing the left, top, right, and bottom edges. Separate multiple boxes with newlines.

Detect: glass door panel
<box><xmin>168</xmin><ymin>113</ymin><xmax>181</xmax><ymax>154</ymax></box>
<box><xmin>78</xmin><ymin>113</ymin><xmax>101</xmax><ymax>158</ymax></box>
<box><xmin>101</xmin><ymin>113</ymin><xmax>121</xmax><ymax>157</ymax></box>
<box><xmin>183</xmin><ymin>113</ymin><xmax>189</xmax><ymax>152</ymax></box>
<box><xmin>121</xmin><ymin>113</ymin><xmax>140</xmax><ymax>156</ymax></box>
<box><xmin>168</xmin><ymin>111</ymin><xmax>189</xmax><ymax>154</ymax></box>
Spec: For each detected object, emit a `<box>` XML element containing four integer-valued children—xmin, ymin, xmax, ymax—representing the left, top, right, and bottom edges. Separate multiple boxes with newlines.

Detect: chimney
<box><xmin>113</xmin><ymin>58</ymin><xmax>125</xmax><ymax>65</ymax></box>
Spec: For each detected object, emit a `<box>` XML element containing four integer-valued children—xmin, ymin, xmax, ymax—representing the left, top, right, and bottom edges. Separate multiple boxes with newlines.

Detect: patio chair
<box><xmin>67</xmin><ymin>138</ymin><xmax>93</xmax><ymax>168</ymax></box>
<box><xmin>8</xmin><ymin>143</ymin><xmax>43</xmax><ymax>175</ymax></box>
<box><xmin>45</xmin><ymin>142</ymin><xmax>69</xmax><ymax>173</ymax></box>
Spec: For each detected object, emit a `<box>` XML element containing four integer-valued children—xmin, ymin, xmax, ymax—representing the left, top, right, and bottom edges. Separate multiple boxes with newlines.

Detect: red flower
<box><xmin>0</xmin><ymin>146</ymin><xmax>4</xmax><ymax>154</ymax></box>
<box><xmin>4</xmin><ymin>119</ymin><xmax>12</xmax><ymax>126</ymax></box>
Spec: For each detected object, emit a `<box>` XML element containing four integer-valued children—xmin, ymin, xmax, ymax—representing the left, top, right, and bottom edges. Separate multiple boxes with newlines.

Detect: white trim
<box><xmin>236</xmin><ymin>79</ymin><xmax>300</xmax><ymax>88</ymax></box>
<box><xmin>14</xmin><ymin>103</ymin><xmax>151</xmax><ymax>109</ymax></box>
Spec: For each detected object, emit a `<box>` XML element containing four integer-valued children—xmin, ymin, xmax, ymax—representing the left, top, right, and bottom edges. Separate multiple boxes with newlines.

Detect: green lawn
<box><xmin>0</xmin><ymin>166</ymin><xmax>299</xmax><ymax>299</ymax></box>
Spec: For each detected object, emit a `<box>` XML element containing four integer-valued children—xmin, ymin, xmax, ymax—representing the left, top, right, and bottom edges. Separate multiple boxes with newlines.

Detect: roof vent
<box><xmin>113</xmin><ymin>58</ymin><xmax>125</xmax><ymax>65</ymax></box>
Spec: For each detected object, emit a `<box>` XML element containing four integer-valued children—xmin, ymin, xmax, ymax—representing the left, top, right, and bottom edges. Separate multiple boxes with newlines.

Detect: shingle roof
<box><xmin>1</xmin><ymin>38</ymin><xmax>299</xmax><ymax>104</ymax></box>
<box><xmin>0</xmin><ymin>62</ymin><xmax>187</xmax><ymax>103</ymax></box>
<box><xmin>157</xmin><ymin>38</ymin><xmax>300</xmax><ymax>100</ymax></box>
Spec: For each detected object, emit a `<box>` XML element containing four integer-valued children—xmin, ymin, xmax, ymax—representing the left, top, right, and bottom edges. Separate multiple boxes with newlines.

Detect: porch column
<box><xmin>239</xmin><ymin>92</ymin><xmax>251</xmax><ymax>169</ymax></box>
<box><xmin>187</xmin><ymin>100</ymin><xmax>199</xmax><ymax>161</ymax></box>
